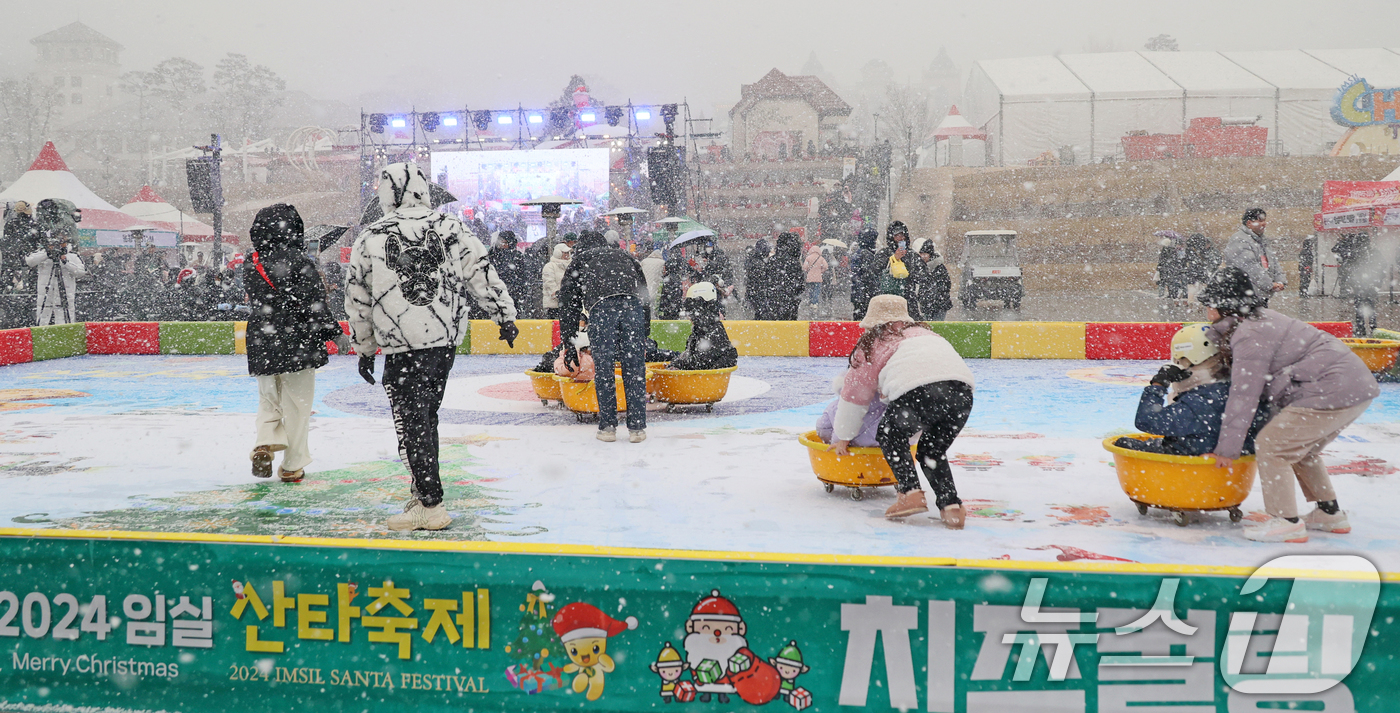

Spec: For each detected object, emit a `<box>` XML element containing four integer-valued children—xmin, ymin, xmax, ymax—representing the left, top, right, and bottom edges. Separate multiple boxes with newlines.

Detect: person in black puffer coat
<box><xmin>669</xmin><ymin>281</ymin><xmax>738</xmax><ymax>371</ymax></box>
<box><xmin>849</xmin><ymin>227</ymin><xmax>880</xmax><ymax>321</ymax></box>
<box><xmin>769</xmin><ymin>232</ymin><xmax>805</xmax><ymax>320</ymax></box>
<box><xmin>242</xmin><ymin>203</ymin><xmax>348</xmax><ymax>483</ymax></box>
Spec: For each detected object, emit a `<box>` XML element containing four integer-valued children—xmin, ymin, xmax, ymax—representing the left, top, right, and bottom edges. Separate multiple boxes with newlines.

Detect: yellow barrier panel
<box><xmin>233</xmin><ymin>321</ymin><xmax>247</xmax><ymax>355</ymax></box>
<box><xmin>468</xmin><ymin>319</ymin><xmax>555</xmax><ymax>354</ymax></box>
<box><xmin>991</xmin><ymin>321</ymin><xmax>1086</xmax><ymax>359</ymax></box>
<box><xmin>722</xmin><ymin>320</ymin><xmax>810</xmax><ymax>356</ymax></box>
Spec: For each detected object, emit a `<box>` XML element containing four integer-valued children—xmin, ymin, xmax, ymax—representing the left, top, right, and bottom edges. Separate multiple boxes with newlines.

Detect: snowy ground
<box><xmin>1</xmin><ymin>354</ymin><xmax>1398</xmax><ymax>571</ymax></box>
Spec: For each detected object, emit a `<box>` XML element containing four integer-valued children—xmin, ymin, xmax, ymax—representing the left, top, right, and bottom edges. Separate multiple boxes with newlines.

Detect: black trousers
<box><xmin>876</xmin><ymin>381</ymin><xmax>973</xmax><ymax>508</ymax></box>
<box><xmin>382</xmin><ymin>346</ymin><xmax>456</xmax><ymax>507</ymax></box>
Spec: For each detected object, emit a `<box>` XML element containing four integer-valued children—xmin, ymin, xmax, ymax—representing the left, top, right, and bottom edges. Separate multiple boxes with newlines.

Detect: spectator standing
<box><xmin>743</xmin><ymin>238</ymin><xmax>772</xmax><ymax>319</ymax></box>
<box><xmin>769</xmin><ymin>232</ymin><xmax>805</xmax><ymax>320</ymax></box>
<box><xmin>658</xmin><ymin>246</ymin><xmax>693</xmax><ymax>320</ymax></box>
<box><xmin>1299</xmin><ymin>234</ymin><xmax>1316</xmax><ymax>298</ymax></box>
<box><xmin>1154</xmin><ymin>230</ymin><xmax>1189</xmax><ymax>300</ymax></box>
<box><xmin>1222</xmin><ymin>208</ymin><xmax>1284</xmax><ymax>306</ymax></box>
<box><xmin>911</xmin><ymin>238</ymin><xmax>953</xmax><ymax>321</ymax></box>
<box><xmin>802</xmin><ymin>244</ymin><xmax>828</xmax><ymax>312</ymax></box>
<box><xmin>640</xmin><ymin>240</ymin><xmax>665</xmax><ymax>306</ymax></box>
<box><xmin>849</xmin><ymin>228</ymin><xmax>880</xmax><ymax>321</ymax></box>
<box><xmin>26</xmin><ymin>198</ymin><xmax>86</xmax><ymax>325</ymax></box>
<box><xmin>541</xmin><ymin>242</ymin><xmax>573</xmax><ymax>319</ymax></box>
<box><xmin>489</xmin><ymin>231</ymin><xmax>531</xmax><ymax>318</ymax></box>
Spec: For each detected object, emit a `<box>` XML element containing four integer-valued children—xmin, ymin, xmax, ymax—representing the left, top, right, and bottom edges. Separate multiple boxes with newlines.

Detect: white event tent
<box><xmin>964</xmin><ymin>48</ymin><xmax>1400</xmax><ymax>165</ymax></box>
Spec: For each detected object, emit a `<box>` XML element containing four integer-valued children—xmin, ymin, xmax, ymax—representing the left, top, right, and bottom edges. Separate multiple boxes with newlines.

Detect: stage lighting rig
<box><xmin>635</xmin><ymin>109</ymin><xmax>651</xmax><ymax>121</ymax></box>
<box><xmin>549</xmin><ymin>107</ymin><xmax>571</xmax><ymax>130</ymax></box>
<box><xmin>472</xmin><ymin>111</ymin><xmax>492</xmax><ymax>131</ymax></box>
<box><xmin>390</xmin><ymin>117</ymin><xmax>407</xmax><ymax>128</ymax></box>
<box><xmin>421</xmin><ymin>112</ymin><xmax>440</xmax><ymax>132</ymax></box>
<box><xmin>605</xmin><ymin>106</ymin><xmax>623</xmax><ymax>126</ymax></box>
<box><xmin>442</xmin><ymin>114</ymin><xmax>458</xmax><ymax>127</ymax></box>
<box><xmin>369</xmin><ymin>113</ymin><xmax>388</xmax><ymax>134</ymax></box>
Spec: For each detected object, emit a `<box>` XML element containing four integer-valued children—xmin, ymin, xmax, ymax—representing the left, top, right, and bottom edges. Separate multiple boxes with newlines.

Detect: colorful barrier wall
<box><xmin>0</xmin><ymin>320</ymin><xmax>1357</xmax><ymax>365</ymax></box>
<box><xmin>0</xmin><ymin>530</ymin><xmax>1391</xmax><ymax>713</ymax></box>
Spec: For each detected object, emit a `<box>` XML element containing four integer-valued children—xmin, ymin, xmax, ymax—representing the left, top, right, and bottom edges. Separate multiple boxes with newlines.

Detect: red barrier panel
<box><xmin>808</xmin><ymin>321</ymin><xmax>862</xmax><ymax>357</ymax></box>
<box><xmin>1085</xmin><ymin>323</ymin><xmax>1182</xmax><ymax>360</ymax></box>
<box><xmin>86</xmin><ymin>322</ymin><xmax>160</xmax><ymax>355</ymax></box>
<box><xmin>0</xmin><ymin>328</ymin><xmax>34</xmax><ymax>366</ymax></box>
<box><xmin>1310</xmin><ymin>322</ymin><xmax>1353</xmax><ymax>338</ymax></box>
<box><xmin>326</xmin><ymin>320</ymin><xmax>351</xmax><ymax>355</ymax></box>
<box><xmin>552</xmin><ymin>320</ymin><xmax>562</xmax><ymax>347</ymax></box>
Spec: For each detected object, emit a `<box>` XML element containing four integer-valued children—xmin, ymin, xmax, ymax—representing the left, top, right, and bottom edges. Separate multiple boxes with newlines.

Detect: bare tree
<box><xmin>1144</xmin><ymin>34</ymin><xmax>1180</xmax><ymax>51</ymax></box>
<box><xmin>879</xmin><ymin>84</ymin><xmax>934</xmax><ymax>172</ymax></box>
<box><xmin>0</xmin><ymin>77</ymin><xmax>62</xmax><ymax>177</ymax></box>
<box><xmin>212</xmin><ymin>53</ymin><xmax>286</xmax><ymax>142</ymax></box>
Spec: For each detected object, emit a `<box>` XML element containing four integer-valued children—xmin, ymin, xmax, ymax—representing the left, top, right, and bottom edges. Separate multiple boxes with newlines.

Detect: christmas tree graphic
<box><xmin>504</xmin><ymin>580</ymin><xmax>567</xmax><ymax>694</ymax></box>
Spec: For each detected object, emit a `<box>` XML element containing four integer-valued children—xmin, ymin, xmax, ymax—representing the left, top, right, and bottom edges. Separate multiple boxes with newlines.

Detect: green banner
<box><xmin>0</xmin><ymin>533</ymin><xmax>1394</xmax><ymax>712</ymax></box>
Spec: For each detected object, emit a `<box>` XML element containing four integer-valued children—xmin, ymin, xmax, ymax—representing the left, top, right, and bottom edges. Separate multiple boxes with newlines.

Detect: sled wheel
<box><xmin>1135</xmin><ymin>501</ymin><xmax>1149</xmax><ymax>516</ymax></box>
<box><xmin>1228</xmin><ymin>506</ymin><xmax>1243</xmax><ymax>523</ymax></box>
<box><xmin>542</xmin><ymin>399</ymin><xmax>550</xmax><ymax>406</ymax></box>
<box><xmin>823</xmin><ymin>483</ymin><xmax>835</xmax><ymax>493</ymax></box>
<box><xmin>849</xmin><ymin>487</ymin><xmax>863</xmax><ymax>501</ymax></box>
<box><xmin>665</xmin><ymin>403</ymin><xmax>676</xmax><ymax>413</ymax></box>
<box><xmin>705</xmin><ymin>403</ymin><xmax>714</xmax><ymax>413</ymax></box>
<box><xmin>1171</xmin><ymin>510</ymin><xmax>1189</xmax><ymax>527</ymax></box>
<box><xmin>575</xmin><ymin>413</ymin><xmax>585</xmax><ymax>423</ymax></box>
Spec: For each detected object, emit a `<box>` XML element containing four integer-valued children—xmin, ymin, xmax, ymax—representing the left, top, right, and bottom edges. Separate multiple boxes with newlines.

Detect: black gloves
<box><xmin>358</xmin><ymin>354</ymin><xmax>376</xmax><ymax>385</ymax></box>
<box><xmin>1150</xmin><ymin>364</ymin><xmax>1191</xmax><ymax>387</ymax></box>
<box><xmin>563</xmin><ymin>343</ymin><xmax>579</xmax><ymax>370</ymax></box>
<box><xmin>498</xmin><ymin>321</ymin><xmax>519</xmax><ymax>349</ymax></box>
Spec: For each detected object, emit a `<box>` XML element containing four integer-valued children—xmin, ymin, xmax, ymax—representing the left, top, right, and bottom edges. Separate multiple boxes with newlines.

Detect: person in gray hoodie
<box><xmin>1200</xmin><ymin>267</ymin><xmax>1377</xmax><ymax>543</ymax></box>
<box><xmin>1221</xmin><ymin>208</ymin><xmax>1284</xmax><ymax>306</ymax></box>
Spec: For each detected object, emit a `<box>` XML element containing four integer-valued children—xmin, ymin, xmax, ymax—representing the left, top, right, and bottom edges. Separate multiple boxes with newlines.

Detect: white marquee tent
<box><xmin>965</xmin><ymin>48</ymin><xmax>1400</xmax><ymax>166</ymax></box>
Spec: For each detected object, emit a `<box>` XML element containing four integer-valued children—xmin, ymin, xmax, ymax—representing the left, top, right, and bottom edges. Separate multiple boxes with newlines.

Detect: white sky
<box><xmin>3</xmin><ymin>0</ymin><xmax>1398</xmax><ymax>115</ymax></box>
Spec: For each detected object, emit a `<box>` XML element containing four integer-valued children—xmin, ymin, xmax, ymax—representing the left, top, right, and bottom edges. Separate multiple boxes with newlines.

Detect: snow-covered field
<box><xmin>2</xmin><ymin>354</ymin><xmax>1397</xmax><ymax>571</ymax></box>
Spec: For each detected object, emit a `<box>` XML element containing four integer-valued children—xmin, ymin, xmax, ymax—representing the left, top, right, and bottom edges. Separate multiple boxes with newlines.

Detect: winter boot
<box><xmin>597</xmin><ymin>427</ymin><xmax>617</xmax><ymax>442</ymax></box>
<box><xmin>277</xmin><ymin>466</ymin><xmax>304</xmax><ymax>483</ymax></box>
<box><xmin>940</xmin><ymin>503</ymin><xmax>966</xmax><ymax>530</ymax></box>
<box><xmin>251</xmin><ymin>445</ymin><xmax>274</xmax><ymax>479</ymax></box>
<box><xmin>628</xmin><ymin>430</ymin><xmax>647</xmax><ymax>443</ymax></box>
<box><xmin>1242</xmin><ymin>516</ymin><xmax>1308</xmax><ymax>543</ymax></box>
<box><xmin>386</xmin><ymin>502</ymin><xmax>452</xmax><ymax>531</ymax></box>
<box><xmin>1304</xmin><ymin>507</ymin><xmax>1351</xmax><ymax>534</ymax></box>
<box><xmin>885</xmin><ymin>490</ymin><xmax>929</xmax><ymax>519</ymax></box>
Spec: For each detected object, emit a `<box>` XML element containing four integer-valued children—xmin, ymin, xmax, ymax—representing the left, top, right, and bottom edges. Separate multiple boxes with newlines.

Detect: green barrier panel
<box><xmin>650</xmin><ymin>320</ymin><xmax>691</xmax><ymax>352</ymax></box>
<box><xmin>1373</xmin><ymin>328</ymin><xmax>1400</xmax><ymax>382</ymax></box>
<box><xmin>28</xmin><ymin>323</ymin><xmax>86</xmax><ymax>361</ymax></box>
<box><xmin>0</xmin><ymin>533</ymin><xmax>1392</xmax><ymax>712</ymax></box>
<box><xmin>926</xmin><ymin>321</ymin><xmax>992</xmax><ymax>358</ymax></box>
<box><xmin>457</xmin><ymin>323</ymin><xmax>472</xmax><ymax>355</ymax></box>
<box><xmin>159</xmin><ymin>322</ymin><xmax>236</xmax><ymax>355</ymax></box>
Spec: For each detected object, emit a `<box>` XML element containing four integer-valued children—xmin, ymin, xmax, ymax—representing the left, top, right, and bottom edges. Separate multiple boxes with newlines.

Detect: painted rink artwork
<box><xmin>2</xmin><ymin>353</ymin><xmax>1398</xmax><ymax>569</ymax></box>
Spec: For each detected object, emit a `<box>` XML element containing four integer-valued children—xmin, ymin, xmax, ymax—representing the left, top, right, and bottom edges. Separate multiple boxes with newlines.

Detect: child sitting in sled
<box><xmin>554</xmin><ymin>333</ymin><xmax>596</xmax><ymax>382</ymax></box>
<box><xmin>665</xmin><ymin>282</ymin><xmax>738</xmax><ymax>371</ymax></box>
<box><xmin>1114</xmin><ymin>324</ymin><xmax>1267</xmax><ymax>456</ymax></box>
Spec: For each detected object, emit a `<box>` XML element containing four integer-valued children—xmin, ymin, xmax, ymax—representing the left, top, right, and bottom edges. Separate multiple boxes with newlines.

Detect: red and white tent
<box><xmin>120</xmin><ymin>185</ymin><xmax>236</xmax><ymax>243</ymax></box>
<box><xmin>0</xmin><ymin>142</ymin><xmax>175</xmax><ymax>245</ymax></box>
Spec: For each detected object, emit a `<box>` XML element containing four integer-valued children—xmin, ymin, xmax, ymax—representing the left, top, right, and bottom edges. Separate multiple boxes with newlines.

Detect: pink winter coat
<box><xmin>803</xmin><ymin>248</ymin><xmax>828</xmax><ymax>284</ymax></box>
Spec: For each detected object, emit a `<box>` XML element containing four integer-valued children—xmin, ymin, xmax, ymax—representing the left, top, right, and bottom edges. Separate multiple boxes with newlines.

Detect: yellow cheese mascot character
<box><xmin>551</xmin><ymin>602</ymin><xmax>639</xmax><ymax>701</ymax></box>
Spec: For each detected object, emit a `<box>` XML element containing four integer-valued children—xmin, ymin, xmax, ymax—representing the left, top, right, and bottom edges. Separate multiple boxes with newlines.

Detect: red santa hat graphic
<box><xmin>551</xmin><ymin>602</ymin><xmax>638</xmax><ymax>643</ymax></box>
<box><xmin>689</xmin><ymin>590</ymin><xmax>742</xmax><ymax>622</ymax></box>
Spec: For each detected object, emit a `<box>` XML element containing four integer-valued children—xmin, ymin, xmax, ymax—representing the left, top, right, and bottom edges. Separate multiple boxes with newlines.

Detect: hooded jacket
<box><xmin>1209</xmin><ymin>308</ymin><xmax>1378</xmax><ymax>458</ymax></box>
<box><xmin>541</xmin><ymin>243</ymin><xmax>571</xmax><ymax>309</ymax></box>
<box><xmin>345</xmin><ymin>163</ymin><xmax>516</xmax><ymax>355</ymax></box>
<box><xmin>1222</xmin><ymin>224</ymin><xmax>1284</xmax><ymax>297</ymax></box>
<box><xmin>640</xmin><ymin>249</ymin><xmax>665</xmax><ymax>302</ymax></box>
<box><xmin>241</xmin><ymin>203</ymin><xmax>343</xmax><ymax>376</ymax></box>
<box><xmin>670</xmin><ymin>297</ymin><xmax>738</xmax><ymax>370</ymax></box>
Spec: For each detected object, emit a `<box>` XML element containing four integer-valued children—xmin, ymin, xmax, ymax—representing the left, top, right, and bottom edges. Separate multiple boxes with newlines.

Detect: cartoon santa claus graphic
<box><xmin>684</xmin><ymin>590</ymin><xmax>745</xmax><ymax>703</ymax></box>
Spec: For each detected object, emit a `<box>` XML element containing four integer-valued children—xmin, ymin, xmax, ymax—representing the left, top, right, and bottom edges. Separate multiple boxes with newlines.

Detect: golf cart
<box><xmin>959</xmin><ymin>230</ymin><xmax>1023</xmax><ymax>310</ymax></box>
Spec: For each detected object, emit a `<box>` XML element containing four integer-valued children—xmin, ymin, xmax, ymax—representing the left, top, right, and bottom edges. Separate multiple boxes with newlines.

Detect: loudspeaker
<box><xmin>647</xmin><ymin>146</ymin><xmax>685</xmax><ymax>207</ymax></box>
<box><xmin>185</xmin><ymin>157</ymin><xmax>222</xmax><ymax>213</ymax></box>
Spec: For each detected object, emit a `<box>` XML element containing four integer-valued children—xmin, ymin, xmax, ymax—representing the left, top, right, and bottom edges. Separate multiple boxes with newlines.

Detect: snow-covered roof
<box><xmin>1219</xmin><ymin>50</ymin><xmax>1349</xmax><ymax>101</ymax></box>
<box><xmin>120</xmin><ymin>186</ymin><xmax>235</xmax><ymax>241</ymax></box>
<box><xmin>0</xmin><ymin>141</ymin><xmax>120</xmax><ymax>211</ymax></box>
<box><xmin>1305</xmin><ymin>48</ymin><xmax>1400</xmax><ymax>87</ymax></box>
<box><xmin>30</xmin><ymin>21</ymin><xmax>122</xmax><ymax>49</ymax></box>
<box><xmin>972</xmin><ymin>56</ymin><xmax>1089</xmax><ymax>101</ymax></box>
<box><xmin>1141</xmin><ymin>52</ymin><xmax>1276</xmax><ymax>97</ymax></box>
<box><xmin>1059</xmin><ymin>52</ymin><xmax>1183</xmax><ymax>98</ymax></box>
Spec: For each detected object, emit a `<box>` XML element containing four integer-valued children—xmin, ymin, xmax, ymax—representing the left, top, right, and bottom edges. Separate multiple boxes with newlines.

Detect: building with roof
<box><xmin>964</xmin><ymin>49</ymin><xmax>1400</xmax><ymax>166</ymax></box>
<box><xmin>30</xmin><ymin>21</ymin><xmax>124</xmax><ymax>128</ymax></box>
<box><xmin>729</xmin><ymin>69</ymin><xmax>851</xmax><ymax>160</ymax></box>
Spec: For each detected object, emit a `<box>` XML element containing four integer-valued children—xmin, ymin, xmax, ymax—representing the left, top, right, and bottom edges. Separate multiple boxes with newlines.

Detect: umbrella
<box><xmin>655</xmin><ymin>217</ymin><xmax>688</xmax><ymax>225</ymax></box>
<box><xmin>359</xmin><ymin>183</ymin><xmax>459</xmax><ymax>225</ymax></box>
<box><xmin>669</xmin><ymin>229</ymin><xmax>715</xmax><ymax>249</ymax></box>
<box><xmin>306</xmin><ymin>225</ymin><xmax>351</xmax><ymax>253</ymax></box>
<box><xmin>822</xmin><ymin>238</ymin><xmax>848</xmax><ymax>249</ymax></box>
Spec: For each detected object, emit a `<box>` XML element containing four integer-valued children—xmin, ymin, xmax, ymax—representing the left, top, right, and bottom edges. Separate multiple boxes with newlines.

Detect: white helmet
<box><xmin>1170</xmin><ymin>324</ymin><xmax>1218</xmax><ymax>366</ymax></box>
<box><xmin>685</xmin><ymin>281</ymin><xmax>718</xmax><ymax>302</ymax></box>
